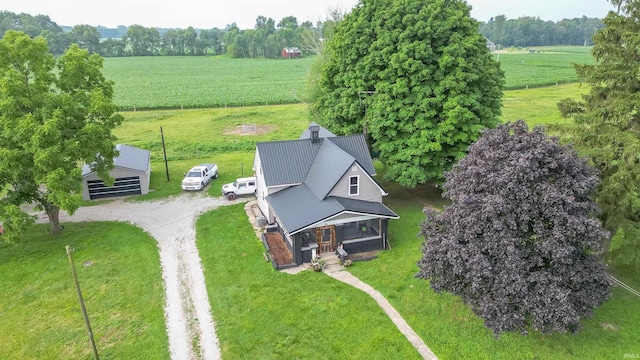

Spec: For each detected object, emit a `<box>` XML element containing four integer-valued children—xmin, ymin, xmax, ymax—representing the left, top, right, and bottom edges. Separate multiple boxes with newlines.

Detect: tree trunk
<box><xmin>46</xmin><ymin>205</ymin><xmax>62</xmax><ymax>235</ymax></box>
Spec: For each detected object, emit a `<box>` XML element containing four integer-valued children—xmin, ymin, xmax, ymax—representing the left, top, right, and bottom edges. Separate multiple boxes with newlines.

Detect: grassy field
<box><xmin>113</xmin><ymin>83</ymin><xmax>586</xmax><ymax>202</ymax></box>
<box><xmin>0</xmin><ymin>222</ymin><xmax>168</xmax><ymax>359</ymax></box>
<box><xmin>103</xmin><ymin>47</ymin><xmax>593</xmax><ymax>110</ymax></box>
<box><xmin>496</xmin><ymin>46</ymin><xmax>594</xmax><ymax>90</ymax></box>
<box><xmin>4</xmin><ymin>78</ymin><xmax>635</xmax><ymax>359</ymax></box>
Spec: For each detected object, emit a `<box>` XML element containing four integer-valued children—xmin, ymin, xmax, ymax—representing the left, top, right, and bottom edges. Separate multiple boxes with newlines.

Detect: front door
<box><xmin>316</xmin><ymin>225</ymin><xmax>336</xmax><ymax>254</ymax></box>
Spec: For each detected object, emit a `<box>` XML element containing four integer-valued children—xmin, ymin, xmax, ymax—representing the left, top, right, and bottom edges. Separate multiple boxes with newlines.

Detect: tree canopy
<box><xmin>314</xmin><ymin>0</ymin><xmax>504</xmax><ymax>187</ymax></box>
<box><xmin>416</xmin><ymin>120</ymin><xmax>611</xmax><ymax>335</ymax></box>
<box><xmin>559</xmin><ymin>0</ymin><xmax>640</xmax><ymax>267</ymax></box>
<box><xmin>479</xmin><ymin>15</ymin><xmax>603</xmax><ymax>47</ymax></box>
<box><xmin>0</xmin><ymin>30</ymin><xmax>122</xmax><ymax>240</ymax></box>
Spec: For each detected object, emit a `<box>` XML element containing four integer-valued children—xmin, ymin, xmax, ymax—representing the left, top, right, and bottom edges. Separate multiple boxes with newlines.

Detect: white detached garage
<box><xmin>81</xmin><ymin>144</ymin><xmax>151</xmax><ymax>200</ymax></box>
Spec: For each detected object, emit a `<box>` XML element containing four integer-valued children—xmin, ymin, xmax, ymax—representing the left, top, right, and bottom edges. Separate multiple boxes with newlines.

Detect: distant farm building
<box><xmin>81</xmin><ymin>144</ymin><xmax>151</xmax><ymax>200</ymax></box>
<box><xmin>281</xmin><ymin>47</ymin><xmax>302</xmax><ymax>58</ymax></box>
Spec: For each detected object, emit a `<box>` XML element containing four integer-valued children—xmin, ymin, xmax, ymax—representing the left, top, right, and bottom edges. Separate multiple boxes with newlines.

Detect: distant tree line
<box><xmin>479</xmin><ymin>15</ymin><xmax>604</xmax><ymax>47</ymax></box>
<box><xmin>0</xmin><ymin>10</ymin><xmax>604</xmax><ymax>58</ymax></box>
<box><xmin>0</xmin><ymin>10</ymin><xmax>337</xmax><ymax>58</ymax></box>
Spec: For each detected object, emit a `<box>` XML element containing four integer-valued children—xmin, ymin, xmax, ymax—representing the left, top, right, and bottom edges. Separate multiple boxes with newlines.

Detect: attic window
<box><xmin>349</xmin><ymin>175</ymin><xmax>359</xmax><ymax>196</ymax></box>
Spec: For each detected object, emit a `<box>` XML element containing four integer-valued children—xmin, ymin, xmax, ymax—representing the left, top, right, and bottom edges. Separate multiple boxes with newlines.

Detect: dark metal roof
<box><xmin>82</xmin><ymin>144</ymin><xmax>150</xmax><ymax>176</ymax></box>
<box><xmin>327</xmin><ymin>134</ymin><xmax>376</xmax><ymax>175</ymax></box>
<box><xmin>304</xmin><ymin>140</ymin><xmax>355</xmax><ymax>200</ymax></box>
<box><xmin>267</xmin><ymin>184</ymin><xmax>343</xmax><ymax>234</ymax></box>
<box><xmin>334</xmin><ymin>197</ymin><xmax>399</xmax><ymax>218</ymax></box>
<box><xmin>258</xmin><ymin>126</ymin><xmax>375</xmax><ymax>188</ymax></box>
<box><xmin>256</xmin><ymin>139</ymin><xmax>320</xmax><ymax>186</ymax></box>
<box><xmin>268</xmin><ymin>184</ymin><xmax>398</xmax><ymax>234</ymax></box>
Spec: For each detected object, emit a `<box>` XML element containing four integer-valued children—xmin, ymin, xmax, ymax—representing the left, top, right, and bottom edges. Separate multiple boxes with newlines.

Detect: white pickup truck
<box><xmin>181</xmin><ymin>164</ymin><xmax>218</xmax><ymax>191</ymax></box>
<box><xmin>221</xmin><ymin>176</ymin><xmax>257</xmax><ymax>199</ymax></box>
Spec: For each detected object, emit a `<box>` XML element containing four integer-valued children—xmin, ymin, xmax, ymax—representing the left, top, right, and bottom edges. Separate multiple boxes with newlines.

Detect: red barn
<box><xmin>281</xmin><ymin>47</ymin><xmax>302</xmax><ymax>58</ymax></box>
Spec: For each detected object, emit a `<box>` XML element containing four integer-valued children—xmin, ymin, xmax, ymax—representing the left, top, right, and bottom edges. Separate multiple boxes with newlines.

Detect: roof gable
<box><xmin>326</xmin><ymin>135</ymin><xmax>376</xmax><ymax>175</ymax></box>
<box><xmin>299</xmin><ymin>121</ymin><xmax>336</xmax><ymax>140</ymax></box>
<box><xmin>304</xmin><ymin>140</ymin><xmax>355</xmax><ymax>200</ymax></box>
<box><xmin>258</xmin><ymin>124</ymin><xmax>376</xmax><ymax>189</ymax></box>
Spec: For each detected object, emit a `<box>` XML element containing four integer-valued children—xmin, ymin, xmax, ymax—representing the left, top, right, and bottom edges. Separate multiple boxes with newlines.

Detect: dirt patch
<box><xmin>224</xmin><ymin>124</ymin><xmax>275</xmax><ymax>136</ymax></box>
<box><xmin>265</xmin><ymin>232</ymin><xmax>293</xmax><ymax>266</ymax></box>
<box><xmin>601</xmin><ymin>323</ymin><xmax>620</xmax><ymax>331</ymax></box>
<box><xmin>349</xmin><ymin>250</ymin><xmax>379</xmax><ymax>262</ymax></box>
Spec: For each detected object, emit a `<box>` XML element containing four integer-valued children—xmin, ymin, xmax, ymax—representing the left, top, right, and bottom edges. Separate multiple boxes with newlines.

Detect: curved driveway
<box><xmin>36</xmin><ymin>192</ymin><xmax>226</xmax><ymax>360</ymax></box>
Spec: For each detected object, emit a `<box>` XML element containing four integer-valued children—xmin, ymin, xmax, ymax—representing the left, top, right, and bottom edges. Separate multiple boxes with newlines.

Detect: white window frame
<box><xmin>349</xmin><ymin>175</ymin><xmax>359</xmax><ymax>196</ymax></box>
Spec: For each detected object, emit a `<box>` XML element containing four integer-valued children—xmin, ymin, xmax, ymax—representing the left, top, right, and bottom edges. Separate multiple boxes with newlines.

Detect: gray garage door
<box><xmin>87</xmin><ymin>176</ymin><xmax>141</xmax><ymax>200</ymax></box>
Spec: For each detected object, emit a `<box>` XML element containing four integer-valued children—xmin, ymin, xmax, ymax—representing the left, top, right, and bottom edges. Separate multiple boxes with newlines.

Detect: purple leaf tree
<box><xmin>416</xmin><ymin>120</ymin><xmax>612</xmax><ymax>335</ymax></box>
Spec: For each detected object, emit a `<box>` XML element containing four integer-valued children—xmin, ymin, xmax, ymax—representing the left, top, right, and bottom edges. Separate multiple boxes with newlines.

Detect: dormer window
<box><xmin>349</xmin><ymin>175</ymin><xmax>359</xmax><ymax>196</ymax></box>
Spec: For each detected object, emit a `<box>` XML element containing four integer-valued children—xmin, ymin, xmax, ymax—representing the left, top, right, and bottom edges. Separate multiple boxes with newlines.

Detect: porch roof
<box><xmin>267</xmin><ymin>184</ymin><xmax>398</xmax><ymax>235</ymax></box>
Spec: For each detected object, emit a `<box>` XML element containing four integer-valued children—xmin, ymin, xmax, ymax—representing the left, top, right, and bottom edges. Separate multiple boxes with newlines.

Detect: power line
<box><xmin>609</xmin><ymin>275</ymin><xmax>640</xmax><ymax>298</ymax></box>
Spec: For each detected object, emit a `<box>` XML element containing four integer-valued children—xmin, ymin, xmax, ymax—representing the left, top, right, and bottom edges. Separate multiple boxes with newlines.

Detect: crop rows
<box><xmin>497</xmin><ymin>50</ymin><xmax>595</xmax><ymax>89</ymax></box>
<box><xmin>103</xmin><ymin>48</ymin><xmax>594</xmax><ymax>110</ymax></box>
<box><xmin>103</xmin><ymin>56</ymin><xmax>313</xmax><ymax>110</ymax></box>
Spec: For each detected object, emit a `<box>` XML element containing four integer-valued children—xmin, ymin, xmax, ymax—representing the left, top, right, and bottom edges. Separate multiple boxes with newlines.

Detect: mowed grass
<box><xmin>114</xmin><ymin>104</ymin><xmax>312</xmax><ymax>200</ymax></box>
<box><xmin>196</xmin><ymin>204</ymin><xmax>422</xmax><ymax>359</ymax></box>
<box><xmin>347</xmin><ymin>205</ymin><xmax>640</xmax><ymax>359</ymax></box>
<box><xmin>114</xmin><ymin>84</ymin><xmax>586</xmax><ymax>201</ymax></box>
<box><xmin>103</xmin><ymin>47</ymin><xmax>593</xmax><ymax>110</ymax></box>
<box><xmin>197</xmin><ymin>199</ymin><xmax>639</xmax><ymax>359</ymax></box>
<box><xmin>0</xmin><ymin>222</ymin><xmax>168</xmax><ymax>359</ymax></box>
<box><xmin>103</xmin><ymin>56</ymin><xmax>314</xmax><ymax>110</ymax></box>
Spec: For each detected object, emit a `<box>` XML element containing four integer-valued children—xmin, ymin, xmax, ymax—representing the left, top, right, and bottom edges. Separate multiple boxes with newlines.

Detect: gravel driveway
<box><xmin>35</xmin><ymin>192</ymin><xmax>228</xmax><ymax>360</ymax></box>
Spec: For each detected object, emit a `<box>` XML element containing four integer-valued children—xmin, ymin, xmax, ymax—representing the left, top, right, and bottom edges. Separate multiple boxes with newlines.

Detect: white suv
<box><xmin>221</xmin><ymin>177</ymin><xmax>257</xmax><ymax>199</ymax></box>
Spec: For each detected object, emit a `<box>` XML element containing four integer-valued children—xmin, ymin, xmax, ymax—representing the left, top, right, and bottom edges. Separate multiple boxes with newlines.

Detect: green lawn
<box><xmin>114</xmin><ymin>104</ymin><xmax>312</xmax><ymax>200</ymax></box>
<box><xmin>196</xmin><ymin>204</ymin><xmax>422</xmax><ymax>359</ymax></box>
<box><xmin>3</xmin><ymin>81</ymin><xmax>636</xmax><ymax>359</ymax></box>
<box><xmin>195</xmin><ymin>187</ymin><xmax>639</xmax><ymax>360</ymax></box>
<box><xmin>347</xmin><ymin>200</ymin><xmax>640</xmax><ymax>359</ymax></box>
<box><xmin>0</xmin><ymin>222</ymin><xmax>168</xmax><ymax>359</ymax></box>
<box><xmin>114</xmin><ymin>83</ymin><xmax>585</xmax><ymax>201</ymax></box>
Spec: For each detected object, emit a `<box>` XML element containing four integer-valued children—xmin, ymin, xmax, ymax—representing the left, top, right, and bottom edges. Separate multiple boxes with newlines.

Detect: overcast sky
<box><xmin>1</xmin><ymin>0</ymin><xmax>615</xmax><ymax>29</ymax></box>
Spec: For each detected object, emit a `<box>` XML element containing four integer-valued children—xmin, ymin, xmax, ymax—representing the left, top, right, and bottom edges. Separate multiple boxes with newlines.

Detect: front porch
<box><xmin>261</xmin><ymin>217</ymin><xmax>390</xmax><ymax>270</ymax></box>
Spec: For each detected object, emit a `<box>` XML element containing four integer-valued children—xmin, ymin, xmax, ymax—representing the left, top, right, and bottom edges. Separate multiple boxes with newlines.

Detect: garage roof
<box><xmin>82</xmin><ymin>144</ymin><xmax>150</xmax><ymax>176</ymax></box>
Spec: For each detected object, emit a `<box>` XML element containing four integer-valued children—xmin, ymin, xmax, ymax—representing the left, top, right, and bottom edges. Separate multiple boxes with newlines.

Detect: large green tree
<box><xmin>315</xmin><ymin>0</ymin><xmax>504</xmax><ymax>187</ymax></box>
<box><xmin>0</xmin><ymin>31</ymin><xmax>122</xmax><ymax>239</ymax></box>
<box><xmin>560</xmin><ymin>0</ymin><xmax>640</xmax><ymax>265</ymax></box>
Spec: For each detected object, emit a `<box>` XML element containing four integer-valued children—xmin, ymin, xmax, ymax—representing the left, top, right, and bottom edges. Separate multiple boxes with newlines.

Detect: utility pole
<box><xmin>358</xmin><ymin>90</ymin><xmax>377</xmax><ymax>139</ymax></box>
<box><xmin>65</xmin><ymin>245</ymin><xmax>99</xmax><ymax>360</ymax></box>
<box><xmin>160</xmin><ymin>127</ymin><xmax>170</xmax><ymax>182</ymax></box>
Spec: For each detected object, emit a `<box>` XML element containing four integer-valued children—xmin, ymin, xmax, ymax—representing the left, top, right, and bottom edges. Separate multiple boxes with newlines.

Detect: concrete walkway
<box><xmin>325</xmin><ymin>269</ymin><xmax>438</xmax><ymax>360</ymax></box>
<box><xmin>244</xmin><ymin>201</ymin><xmax>437</xmax><ymax>359</ymax></box>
